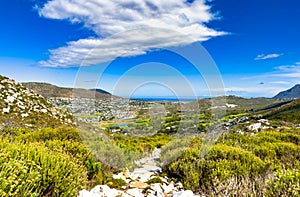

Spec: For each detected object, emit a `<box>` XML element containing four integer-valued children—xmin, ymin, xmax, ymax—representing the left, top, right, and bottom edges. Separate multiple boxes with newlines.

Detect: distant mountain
<box><xmin>195</xmin><ymin>95</ymin><xmax>278</xmax><ymax>111</ymax></box>
<box><xmin>224</xmin><ymin>95</ymin><xmax>278</xmax><ymax>111</ymax></box>
<box><xmin>89</xmin><ymin>88</ymin><xmax>111</xmax><ymax>95</ymax></box>
<box><xmin>22</xmin><ymin>82</ymin><xmax>112</xmax><ymax>99</ymax></box>
<box><xmin>273</xmin><ymin>84</ymin><xmax>300</xmax><ymax>99</ymax></box>
<box><xmin>0</xmin><ymin>75</ymin><xmax>73</xmax><ymax>129</ymax></box>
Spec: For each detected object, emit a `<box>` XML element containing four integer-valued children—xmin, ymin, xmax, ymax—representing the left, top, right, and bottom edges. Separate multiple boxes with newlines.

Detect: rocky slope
<box><xmin>79</xmin><ymin>148</ymin><xmax>198</xmax><ymax>197</ymax></box>
<box><xmin>0</xmin><ymin>75</ymin><xmax>73</xmax><ymax>129</ymax></box>
<box><xmin>273</xmin><ymin>84</ymin><xmax>300</xmax><ymax>99</ymax></box>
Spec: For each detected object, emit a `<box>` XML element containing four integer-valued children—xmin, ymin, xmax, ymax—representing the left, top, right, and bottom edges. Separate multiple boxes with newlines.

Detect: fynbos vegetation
<box><xmin>0</xmin><ymin>75</ymin><xmax>299</xmax><ymax>196</ymax></box>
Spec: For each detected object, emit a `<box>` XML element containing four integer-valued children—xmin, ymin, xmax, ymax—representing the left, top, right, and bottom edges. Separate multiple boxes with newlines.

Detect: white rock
<box><xmin>41</xmin><ymin>108</ymin><xmax>48</xmax><ymax>113</ymax></box>
<box><xmin>78</xmin><ymin>189</ymin><xmax>92</xmax><ymax>197</ymax></box>
<box><xmin>247</xmin><ymin>123</ymin><xmax>262</xmax><ymax>131</ymax></box>
<box><xmin>146</xmin><ymin>194</ymin><xmax>157</xmax><ymax>197</ymax></box>
<box><xmin>172</xmin><ymin>190</ymin><xmax>194</xmax><ymax>197</ymax></box>
<box><xmin>3</xmin><ymin>107</ymin><xmax>10</xmax><ymax>113</ymax></box>
<box><xmin>19</xmin><ymin>104</ymin><xmax>25</xmax><ymax>110</ymax></box>
<box><xmin>162</xmin><ymin>183</ymin><xmax>174</xmax><ymax>194</ymax></box>
<box><xmin>126</xmin><ymin>188</ymin><xmax>144</xmax><ymax>197</ymax></box>
<box><xmin>118</xmin><ymin>191</ymin><xmax>132</xmax><ymax>197</ymax></box>
<box><xmin>8</xmin><ymin>89</ymin><xmax>14</xmax><ymax>94</ymax></box>
<box><xmin>90</xmin><ymin>185</ymin><xmax>119</xmax><ymax>197</ymax></box>
<box><xmin>175</xmin><ymin>182</ymin><xmax>183</xmax><ymax>189</ymax></box>
<box><xmin>113</xmin><ymin>172</ymin><xmax>127</xmax><ymax>181</ymax></box>
<box><xmin>21</xmin><ymin>113</ymin><xmax>29</xmax><ymax>118</ymax></box>
<box><xmin>150</xmin><ymin>183</ymin><xmax>164</xmax><ymax>197</ymax></box>
<box><xmin>236</xmin><ymin>130</ymin><xmax>244</xmax><ymax>135</ymax></box>
<box><xmin>226</xmin><ymin>103</ymin><xmax>237</xmax><ymax>108</ymax></box>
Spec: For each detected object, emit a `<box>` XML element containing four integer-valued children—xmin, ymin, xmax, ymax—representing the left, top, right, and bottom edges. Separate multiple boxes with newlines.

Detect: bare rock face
<box><xmin>79</xmin><ymin>148</ymin><xmax>200</xmax><ymax>197</ymax></box>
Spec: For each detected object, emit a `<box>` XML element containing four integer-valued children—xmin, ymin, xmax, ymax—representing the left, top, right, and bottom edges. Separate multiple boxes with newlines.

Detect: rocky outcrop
<box><xmin>0</xmin><ymin>75</ymin><xmax>73</xmax><ymax>128</ymax></box>
<box><xmin>79</xmin><ymin>148</ymin><xmax>199</xmax><ymax>197</ymax></box>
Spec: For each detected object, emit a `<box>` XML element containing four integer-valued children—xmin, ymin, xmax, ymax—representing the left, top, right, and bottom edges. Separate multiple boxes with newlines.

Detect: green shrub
<box><xmin>16</xmin><ymin>126</ymin><xmax>81</xmax><ymax>142</ymax></box>
<box><xmin>0</xmin><ymin>139</ymin><xmax>87</xmax><ymax>196</ymax></box>
<box><xmin>163</xmin><ymin>128</ymin><xmax>299</xmax><ymax>195</ymax></box>
<box><xmin>147</xmin><ymin>177</ymin><xmax>163</xmax><ymax>184</ymax></box>
<box><xmin>219</xmin><ymin>132</ymin><xmax>300</xmax><ymax>169</ymax></box>
<box><xmin>44</xmin><ymin>140</ymin><xmax>91</xmax><ymax>164</ymax></box>
<box><xmin>112</xmin><ymin>134</ymin><xmax>172</xmax><ymax>153</ymax></box>
<box><xmin>164</xmin><ymin>144</ymin><xmax>266</xmax><ymax>191</ymax></box>
<box><xmin>85</xmin><ymin>137</ymin><xmax>140</xmax><ymax>169</ymax></box>
<box><xmin>40</xmin><ymin>139</ymin><xmax>108</xmax><ymax>187</ymax></box>
<box><xmin>107</xmin><ymin>178</ymin><xmax>126</xmax><ymax>189</ymax></box>
<box><xmin>0</xmin><ymin>158</ymin><xmax>41</xmax><ymax>196</ymax></box>
<box><xmin>267</xmin><ymin>169</ymin><xmax>300</xmax><ymax>196</ymax></box>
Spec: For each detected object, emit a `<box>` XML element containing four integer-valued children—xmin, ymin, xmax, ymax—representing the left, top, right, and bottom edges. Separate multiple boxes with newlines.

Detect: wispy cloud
<box><xmin>242</xmin><ymin>63</ymin><xmax>300</xmax><ymax>80</ymax></box>
<box><xmin>37</xmin><ymin>0</ymin><xmax>226</xmax><ymax>67</ymax></box>
<box><xmin>225</xmin><ymin>86</ymin><xmax>281</xmax><ymax>97</ymax></box>
<box><xmin>254</xmin><ymin>53</ymin><xmax>283</xmax><ymax>60</ymax></box>
<box><xmin>230</xmin><ymin>63</ymin><xmax>300</xmax><ymax>97</ymax></box>
<box><xmin>270</xmin><ymin>81</ymin><xmax>292</xmax><ymax>85</ymax></box>
<box><xmin>273</xmin><ymin>64</ymin><xmax>300</xmax><ymax>78</ymax></box>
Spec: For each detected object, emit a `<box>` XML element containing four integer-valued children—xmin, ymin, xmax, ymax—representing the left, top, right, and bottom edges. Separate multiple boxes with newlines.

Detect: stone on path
<box><xmin>172</xmin><ymin>190</ymin><xmax>195</xmax><ymax>197</ymax></box>
<box><xmin>126</xmin><ymin>188</ymin><xmax>144</xmax><ymax>197</ymax></box>
<box><xmin>78</xmin><ymin>148</ymin><xmax>199</xmax><ymax>197</ymax></box>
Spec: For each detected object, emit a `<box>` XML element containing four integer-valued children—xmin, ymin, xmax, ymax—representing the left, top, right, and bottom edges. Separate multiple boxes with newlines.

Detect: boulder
<box><xmin>78</xmin><ymin>189</ymin><xmax>91</xmax><ymax>197</ymax></box>
<box><xmin>172</xmin><ymin>190</ymin><xmax>195</xmax><ymax>197</ymax></box>
<box><xmin>162</xmin><ymin>183</ymin><xmax>175</xmax><ymax>194</ymax></box>
<box><xmin>89</xmin><ymin>185</ymin><xmax>120</xmax><ymax>197</ymax></box>
<box><xmin>150</xmin><ymin>183</ymin><xmax>164</xmax><ymax>197</ymax></box>
<box><xmin>113</xmin><ymin>172</ymin><xmax>127</xmax><ymax>181</ymax></box>
<box><xmin>126</xmin><ymin>188</ymin><xmax>144</xmax><ymax>197</ymax></box>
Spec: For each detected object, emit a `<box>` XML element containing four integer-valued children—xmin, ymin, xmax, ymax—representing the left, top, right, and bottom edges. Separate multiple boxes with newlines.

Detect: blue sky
<box><xmin>0</xmin><ymin>0</ymin><xmax>300</xmax><ymax>98</ymax></box>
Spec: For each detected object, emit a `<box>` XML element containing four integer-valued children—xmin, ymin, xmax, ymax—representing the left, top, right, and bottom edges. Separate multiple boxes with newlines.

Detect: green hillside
<box><xmin>263</xmin><ymin>98</ymin><xmax>300</xmax><ymax>124</ymax></box>
<box><xmin>22</xmin><ymin>82</ymin><xmax>112</xmax><ymax>99</ymax></box>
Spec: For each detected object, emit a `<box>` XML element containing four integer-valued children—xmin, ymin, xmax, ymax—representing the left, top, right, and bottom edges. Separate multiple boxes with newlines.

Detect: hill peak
<box><xmin>273</xmin><ymin>84</ymin><xmax>300</xmax><ymax>99</ymax></box>
<box><xmin>22</xmin><ymin>82</ymin><xmax>112</xmax><ymax>99</ymax></box>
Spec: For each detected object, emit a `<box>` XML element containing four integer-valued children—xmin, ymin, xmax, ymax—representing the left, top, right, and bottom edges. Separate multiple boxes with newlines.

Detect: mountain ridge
<box><xmin>273</xmin><ymin>84</ymin><xmax>300</xmax><ymax>99</ymax></box>
<box><xmin>22</xmin><ymin>82</ymin><xmax>113</xmax><ymax>99</ymax></box>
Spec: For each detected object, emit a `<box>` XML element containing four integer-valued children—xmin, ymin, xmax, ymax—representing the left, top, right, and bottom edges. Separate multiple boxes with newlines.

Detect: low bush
<box><xmin>147</xmin><ymin>177</ymin><xmax>163</xmax><ymax>184</ymax></box>
<box><xmin>164</xmin><ymin>144</ymin><xmax>266</xmax><ymax>191</ymax></box>
<box><xmin>267</xmin><ymin>169</ymin><xmax>300</xmax><ymax>196</ymax></box>
<box><xmin>163</xmin><ymin>128</ymin><xmax>300</xmax><ymax>195</ymax></box>
<box><xmin>16</xmin><ymin>126</ymin><xmax>81</xmax><ymax>143</ymax></box>
<box><xmin>0</xmin><ymin>139</ymin><xmax>87</xmax><ymax>196</ymax></box>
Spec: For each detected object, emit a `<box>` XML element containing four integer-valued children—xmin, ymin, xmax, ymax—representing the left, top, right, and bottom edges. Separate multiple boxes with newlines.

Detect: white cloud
<box><xmin>273</xmin><ymin>65</ymin><xmax>300</xmax><ymax>78</ymax></box>
<box><xmin>254</xmin><ymin>53</ymin><xmax>283</xmax><ymax>60</ymax></box>
<box><xmin>224</xmin><ymin>86</ymin><xmax>282</xmax><ymax>97</ymax></box>
<box><xmin>222</xmin><ymin>63</ymin><xmax>300</xmax><ymax>97</ymax></box>
<box><xmin>270</xmin><ymin>81</ymin><xmax>292</xmax><ymax>85</ymax></box>
<box><xmin>37</xmin><ymin>0</ymin><xmax>226</xmax><ymax>67</ymax></box>
<box><xmin>241</xmin><ymin>63</ymin><xmax>300</xmax><ymax>80</ymax></box>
